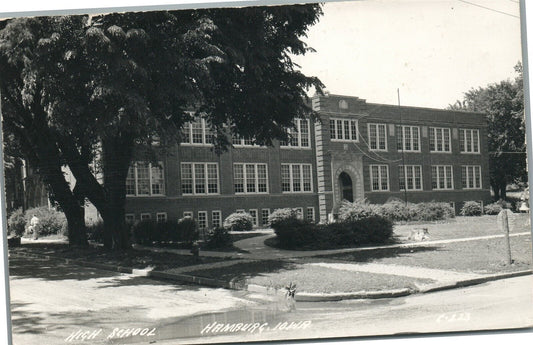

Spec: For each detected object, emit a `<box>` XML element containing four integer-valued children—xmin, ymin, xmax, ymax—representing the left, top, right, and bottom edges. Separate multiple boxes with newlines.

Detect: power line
<box><xmin>458</xmin><ymin>0</ymin><xmax>520</xmax><ymax>19</ymax></box>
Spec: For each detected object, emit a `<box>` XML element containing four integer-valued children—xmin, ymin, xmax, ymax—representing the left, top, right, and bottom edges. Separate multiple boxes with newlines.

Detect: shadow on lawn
<box><xmin>315</xmin><ymin>245</ymin><xmax>441</xmax><ymax>263</ymax></box>
<box><xmin>186</xmin><ymin>259</ymin><xmax>297</xmax><ymax>282</ymax></box>
<box><xmin>8</xmin><ymin>255</ymin><xmax>204</xmax><ymax>291</ymax></box>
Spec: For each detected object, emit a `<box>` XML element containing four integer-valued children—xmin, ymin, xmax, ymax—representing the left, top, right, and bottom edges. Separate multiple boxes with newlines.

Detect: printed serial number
<box><xmin>436</xmin><ymin>312</ymin><xmax>471</xmax><ymax>323</ymax></box>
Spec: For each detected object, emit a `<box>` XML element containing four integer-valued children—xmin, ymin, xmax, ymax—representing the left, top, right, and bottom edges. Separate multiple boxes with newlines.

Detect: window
<box><xmin>126</xmin><ymin>162</ymin><xmax>165</xmax><ymax>196</ymax></box>
<box><xmin>181</xmin><ymin>163</ymin><xmax>219</xmax><ymax>195</ymax></box>
<box><xmin>181</xmin><ymin>118</ymin><xmax>213</xmax><ymax>145</ymax></box>
<box><xmin>233</xmin><ymin>163</ymin><xmax>268</xmax><ymax>194</ymax></box>
<box><xmin>396</xmin><ymin>125</ymin><xmax>420</xmax><ymax>152</ymax></box>
<box><xmin>281</xmin><ymin>164</ymin><xmax>313</xmax><ymax>193</ymax></box>
<box><xmin>370</xmin><ymin>165</ymin><xmax>389</xmax><ymax>191</ymax></box>
<box><xmin>461</xmin><ymin>165</ymin><xmax>482</xmax><ymax>189</ymax></box>
<box><xmin>431</xmin><ymin>165</ymin><xmax>454</xmax><ymax>190</ymax></box>
<box><xmin>429</xmin><ymin>127</ymin><xmax>451</xmax><ymax>152</ymax></box>
<box><xmin>306</xmin><ymin>207</ymin><xmax>315</xmax><ymax>222</ymax></box>
<box><xmin>156</xmin><ymin>212</ymin><xmax>167</xmax><ymax>223</ymax></box>
<box><xmin>232</xmin><ymin>136</ymin><xmax>260</xmax><ymax>147</ymax></box>
<box><xmin>140</xmin><ymin>213</ymin><xmax>151</xmax><ymax>221</ymax></box>
<box><xmin>212</xmin><ymin>210</ymin><xmax>222</xmax><ymax>228</ymax></box>
<box><xmin>261</xmin><ymin>209</ymin><xmax>270</xmax><ymax>226</ymax></box>
<box><xmin>459</xmin><ymin>129</ymin><xmax>480</xmax><ymax>153</ymax></box>
<box><xmin>280</xmin><ymin>119</ymin><xmax>311</xmax><ymax>148</ymax></box>
<box><xmin>398</xmin><ymin>165</ymin><xmax>423</xmax><ymax>191</ymax></box>
<box><xmin>183</xmin><ymin>211</ymin><xmax>193</xmax><ymax>218</ymax></box>
<box><xmin>198</xmin><ymin>211</ymin><xmax>207</xmax><ymax>230</ymax></box>
<box><xmin>249</xmin><ymin>209</ymin><xmax>258</xmax><ymax>227</ymax></box>
<box><xmin>125</xmin><ymin>214</ymin><xmax>135</xmax><ymax>223</ymax></box>
<box><xmin>368</xmin><ymin>123</ymin><xmax>387</xmax><ymax>151</ymax></box>
<box><xmin>330</xmin><ymin>118</ymin><xmax>358</xmax><ymax>141</ymax></box>
<box><xmin>236</xmin><ymin>209</ymin><xmax>245</xmax><ymax>213</ymax></box>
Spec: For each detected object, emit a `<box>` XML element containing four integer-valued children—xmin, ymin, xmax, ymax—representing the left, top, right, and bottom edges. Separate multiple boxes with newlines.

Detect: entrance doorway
<box><xmin>339</xmin><ymin>172</ymin><xmax>353</xmax><ymax>202</ymax></box>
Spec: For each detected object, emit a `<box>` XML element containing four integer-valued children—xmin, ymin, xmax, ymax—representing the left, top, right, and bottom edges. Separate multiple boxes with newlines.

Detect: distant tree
<box><xmin>448</xmin><ymin>63</ymin><xmax>525</xmax><ymax>199</ymax></box>
<box><xmin>0</xmin><ymin>5</ymin><xmax>324</xmax><ymax>249</ymax></box>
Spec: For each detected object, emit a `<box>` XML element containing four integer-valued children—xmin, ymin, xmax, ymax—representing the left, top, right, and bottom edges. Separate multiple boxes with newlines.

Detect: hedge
<box><xmin>132</xmin><ymin>217</ymin><xmax>199</xmax><ymax>245</ymax></box>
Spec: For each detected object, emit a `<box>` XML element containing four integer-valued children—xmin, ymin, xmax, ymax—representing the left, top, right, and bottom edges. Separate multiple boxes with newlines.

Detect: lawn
<box><xmin>394</xmin><ymin>214</ymin><xmax>530</xmax><ymax>242</ymax></box>
<box><xmin>318</xmin><ymin>235</ymin><xmax>533</xmax><ymax>274</ymax></box>
<box><xmin>185</xmin><ymin>259</ymin><xmax>434</xmax><ymax>293</ymax></box>
<box><xmin>9</xmin><ymin>242</ymin><xmax>237</xmax><ymax>271</ymax></box>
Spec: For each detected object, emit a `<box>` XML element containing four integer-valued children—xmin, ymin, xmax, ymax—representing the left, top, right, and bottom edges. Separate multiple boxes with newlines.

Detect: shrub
<box><xmin>268</xmin><ymin>208</ymin><xmax>301</xmax><ymax>226</ymax></box>
<box><xmin>271</xmin><ymin>214</ymin><xmax>393</xmax><ymax>249</ymax></box>
<box><xmin>380</xmin><ymin>200</ymin><xmax>414</xmax><ymax>222</ymax></box>
<box><xmin>338</xmin><ymin>199</ymin><xmax>382</xmax><ymax>222</ymax></box>
<box><xmin>132</xmin><ymin>219</ymin><xmax>157</xmax><ymax>245</ymax></box>
<box><xmin>484</xmin><ymin>202</ymin><xmax>503</xmax><ymax>215</ymax></box>
<box><xmin>132</xmin><ymin>217</ymin><xmax>199</xmax><ymax>245</ymax></box>
<box><xmin>86</xmin><ymin>220</ymin><xmax>105</xmax><ymax>243</ymax></box>
<box><xmin>347</xmin><ymin>216</ymin><xmax>394</xmax><ymax>243</ymax></box>
<box><xmin>414</xmin><ymin>202</ymin><xmax>455</xmax><ymax>221</ymax></box>
<box><xmin>460</xmin><ymin>201</ymin><xmax>483</xmax><ymax>216</ymax></box>
<box><xmin>24</xmin><ymin>207</ymin><xmax>67</xmax><ymax>238</ymax></box>
<box><xmin>271</xmin><ymin>217</ymin><xmax>320</xmax><ymax>248</ymax></box>
<box><xmin>223</xmin><ymin>212</ymin><xmax>253</xmax><ymax>232</ymax></box>
<box><xmin>175</xmin><ymin>217</ymin><xmax>198</xmax><ymax>243</ymax></box>
<box><xmin>204</xmin><ymin>227</ymin><xmax>233</xmax><ymax>249</ymax></box>
<box><xmin>7</xmin><ymin>208</ymin><xmax>25</xmax><ymax>237</ymax></box>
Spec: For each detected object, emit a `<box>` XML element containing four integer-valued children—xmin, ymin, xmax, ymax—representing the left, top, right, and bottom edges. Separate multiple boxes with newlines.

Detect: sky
<box><xmin>292</xmin><ymin>0</ymin><xmax>522</xmax><ymax>109</ymax></box>
<box><xmin>0</xmin><ymin>0</ymin><xmax>523</xmax><ymax>109</ymax></box>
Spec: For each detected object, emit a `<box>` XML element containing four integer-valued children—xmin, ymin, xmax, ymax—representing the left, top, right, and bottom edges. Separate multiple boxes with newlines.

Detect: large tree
<box><xmin>448</xmin><ymin>63</ymin><xmax>525</xmax><ymax>200</ymax></box>
<box><xmin>0</xmin><ymin>5</ymin><xmax>324</xmax><ymax>249</ymax></box>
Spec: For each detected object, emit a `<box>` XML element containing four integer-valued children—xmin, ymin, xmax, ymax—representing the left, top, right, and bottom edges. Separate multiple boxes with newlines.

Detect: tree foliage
<box><xmin>0</xmin><ymin>5</ymin><xmax>324</xmax><ymax>249</ymax></box>
<box><xmin>448</xmin><ymin>63</ymin><xmax>525</xmax><ymax>199</ymax></box>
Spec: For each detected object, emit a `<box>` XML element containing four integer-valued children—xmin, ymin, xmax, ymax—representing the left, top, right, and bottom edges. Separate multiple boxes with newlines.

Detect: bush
<box><xmin>338</xmin><ymin>199</ymin><xmax>382</xmax><ymax>222</ymax></box>
<box><xmin>460</xmin><ymin>201</ymin><xmax>483</xmax><ymax>216</ymax></box>
<box><xmin>132</xmin><ymin>218</ymin><xmax>198</xmax><ymax>245</ymax></box>
<box><xmin>7</xmin><ymin>208</ymin><xmax>25</xmax><ymax>237</ymax></box>
<box><xmin>24</xmin><ymin>207</ymin><xmax>67</xmax><ymax>238</ymax></box>
<box><xmin>414</xmin><ymin>202</ymin><xmax>455</xmax><ymax>221</ymax></box>
<box><xmin>204</xmin><ymin>227</ymin><xmax>233</xmax><ymax>249</ymax></box>
<box><xmin>380</xmin><ymin>200</ymin><xmax>414</xmax><ymax>222</ymax></box>
<box><xmin>484</xmin><ymin>202</ymin><xmax>503</xmax><ymax>215</ymax></box>
<box><xmin>271</xmin><ymin>217</ymin><xmax>321</xmax><ymax>248</ymax></box>
<box><xmin>271</xmin><ymin>214</ymin><xmax>393</xmax><ymax>250</ymax></box>
<box><xmin>175</xmin><ymin>217</ymin><xmax>198</xmax><ymax>243</ymax></box>
<box><xmin>223</xmin><ymin>212</ymin><xmax>253</xmax><ymax>232</ymax></box>
<box><xmin>268</xmin><ymin>208</ymin><xmax>301</xmax><ymax>226</ymax></box>
<box><xmin>86</xmin><ymin>220</ymin><xmax>105</xmax><ymax>243</ymax></box>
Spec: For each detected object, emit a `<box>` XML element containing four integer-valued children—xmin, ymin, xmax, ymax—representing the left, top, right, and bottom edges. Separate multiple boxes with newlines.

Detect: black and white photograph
<box><xmin>0</xmin><ymin>0</ymin><xmax>532</xmax><ymax>344</ymax></box>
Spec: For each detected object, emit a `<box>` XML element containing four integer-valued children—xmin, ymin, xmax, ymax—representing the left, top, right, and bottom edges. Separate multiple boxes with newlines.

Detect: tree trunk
<box><xmin>101</xmin><ymin>137</ymin><xmax>133</xmax><ymax>250</ymax></box>
<box><xmin>492</xmin><ymin>182</ymin><xmax>500</xmax><ymax>200</ymax></box>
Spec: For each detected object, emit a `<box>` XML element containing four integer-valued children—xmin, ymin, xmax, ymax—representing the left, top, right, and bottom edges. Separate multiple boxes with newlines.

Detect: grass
<box><xmin>393</xmin><ymin>214</ymin><xmax>530</xmax><ymax>242</ymax></box>
<box><xmin>185</xmin><ymin>259</ymin><xmax>434</xmax><ymax>293</ymax></box>
<box><xmin>320</xmin><ymin>235</ymin><xmax>532</xmax><ymax>274</ymax></box>
<box><xmin>9</xmin><ymin>242</ymin><xmax>237</xmax><ymax>271</ymax></box>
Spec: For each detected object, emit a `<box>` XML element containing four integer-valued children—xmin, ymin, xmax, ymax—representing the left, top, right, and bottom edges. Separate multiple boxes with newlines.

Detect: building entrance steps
<box><xmin>308</xmin><ymin>262</ymin><xmax>484</xmax><ymax>283</ymax></box>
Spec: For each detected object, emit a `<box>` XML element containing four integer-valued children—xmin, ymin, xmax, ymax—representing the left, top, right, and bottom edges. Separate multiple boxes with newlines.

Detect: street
<box><xmin>8</xmin><ymin>254</ymin><xmax>533</xmax><ymax>345</ymax></box>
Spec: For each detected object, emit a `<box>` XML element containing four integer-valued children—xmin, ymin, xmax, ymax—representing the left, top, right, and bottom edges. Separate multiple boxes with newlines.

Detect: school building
<box><xmin>124</xmin><ymin>93</ymin><xmax>491</xmax><ymax>229</ymax></box>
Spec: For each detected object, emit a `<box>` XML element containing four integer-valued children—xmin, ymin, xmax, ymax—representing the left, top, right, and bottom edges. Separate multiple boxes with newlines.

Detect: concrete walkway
<box><xmin>309</xmin><ymin>262</ymin><xmax>484</xmax><ymax>283</ymax></box>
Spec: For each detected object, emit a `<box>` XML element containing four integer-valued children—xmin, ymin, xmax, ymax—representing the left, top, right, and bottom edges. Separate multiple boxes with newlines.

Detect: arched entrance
<box><xmin>339</xmin><ymin>172</ymin><xmax>354</xmax><ymax>202</ymax></box>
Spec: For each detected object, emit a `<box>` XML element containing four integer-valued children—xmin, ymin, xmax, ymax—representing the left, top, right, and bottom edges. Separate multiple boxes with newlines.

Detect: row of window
<box><xmin>179</xmin><ymin>117</ymin><xmax>482</xmax><ymax>155</ymax></box>
<box><xmin>126</xmin><ymin>207</ymin><xmax>316</xmax><ymax>230</ymax></box>
<box><xmin>329</xmin><ymin>120</ymin><xmax>480</xmax><ymax>154</ymax></box>
<box><xmin>126</xmin><ymin>162</ymin><xmax>314</xmax><ymax>196</ymax></box>
<box><xmin>126</xmin><ymin>162</ymin><xmax>483</xmax><ymax>196</ymax></box>
<box><xmin>182</xmin><ymin>118</ymin><xmax>311</xmax><ymax>149</ymax></box>
<box><xmin>370</xmin><ymin>165</ymin><xmax>482</xmax><ymax>191</ymax></box>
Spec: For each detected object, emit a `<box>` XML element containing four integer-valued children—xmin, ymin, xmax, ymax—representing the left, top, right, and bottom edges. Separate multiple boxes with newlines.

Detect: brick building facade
<box><xmin>124</xmin><ymin>94</ymin><xmax>491</xmax><ymax>228</ymax></box>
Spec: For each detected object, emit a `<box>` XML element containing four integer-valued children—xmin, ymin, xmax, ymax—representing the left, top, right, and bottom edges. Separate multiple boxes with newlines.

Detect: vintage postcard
<box><xmin>0</xmin><ymin>0</ymin><xmax>532</xmax><ymax>345</ymax></box>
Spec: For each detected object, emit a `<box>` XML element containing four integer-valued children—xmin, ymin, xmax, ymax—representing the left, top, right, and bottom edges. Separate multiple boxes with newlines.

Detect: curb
<box><xmin>9</xmin><ymin>250</ymin><xmax>533</xmax><ymax>302</ymax></box>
